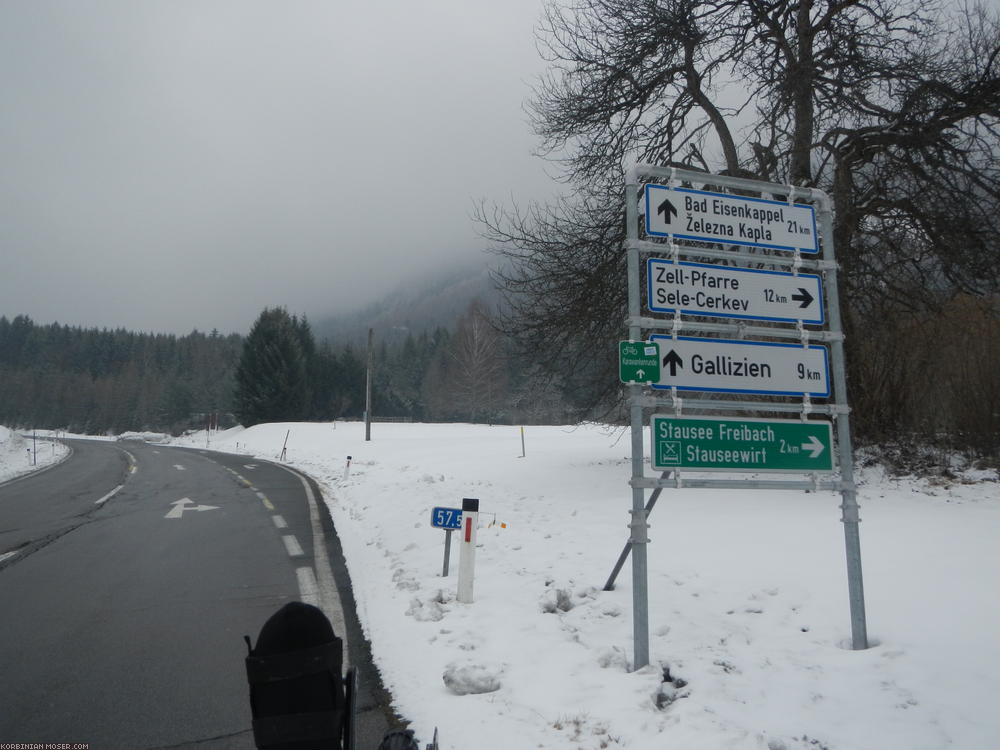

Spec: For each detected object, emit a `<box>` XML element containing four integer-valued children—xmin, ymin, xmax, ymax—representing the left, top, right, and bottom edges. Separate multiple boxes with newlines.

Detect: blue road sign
<box><xmin>431</xmin><ymin>506</ymin><xmax>463</xmax><ymax>530</ymax></box>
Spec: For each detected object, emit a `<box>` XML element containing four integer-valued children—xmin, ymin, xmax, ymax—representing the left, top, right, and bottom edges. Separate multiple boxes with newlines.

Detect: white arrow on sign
<box><xmin>164</xmin><ymin>497</ymin><xmax>220</xmax><ymax>519</ymax></box>
<box><xmin>801</xmin><ymin>435</ymin><xmax>826</xmax><ymax>458</ymax></box>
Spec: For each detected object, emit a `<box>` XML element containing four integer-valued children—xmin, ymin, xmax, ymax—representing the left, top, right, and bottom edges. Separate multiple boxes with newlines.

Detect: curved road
<box><xmin>0</xmin><ymin>439</ymin><xmax>392</xmax><ymax>749</ymax></box>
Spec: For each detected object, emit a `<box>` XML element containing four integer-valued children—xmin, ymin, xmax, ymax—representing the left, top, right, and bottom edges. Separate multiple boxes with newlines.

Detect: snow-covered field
<box><xmin>165</xmin><ymin>421</ymin><xmax>999</xmax><ymax>750</ymax></box>
<box><xmin>5</xmin><ymin>421</ymin><xmax>998</xmax><ymax>749</ymax></box>
<box><xmin>0</xmin><ymin>426</ymin><xmax>70</xmax><ymax>484</ymax></box>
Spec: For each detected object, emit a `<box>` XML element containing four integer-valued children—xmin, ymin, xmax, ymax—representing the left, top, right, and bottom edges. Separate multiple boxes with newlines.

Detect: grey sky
<box><xmin>0</xmin><ymin>0</ymin><xmax>556</xmax><ymax>334</ymax></box>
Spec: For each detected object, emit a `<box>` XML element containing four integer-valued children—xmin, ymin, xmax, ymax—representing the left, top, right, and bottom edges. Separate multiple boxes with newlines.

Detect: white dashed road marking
<box><xmin>94</xmin><ymin>484</ymin><xmax>124</xmax><ymax>506</ymax></box>
<box><xmin>282</xmin><ymin>535</ymin><xmax>304</xmax><ymax>558</ymax></box>
<box><xmin>296</xmin><ymin>567</ymin><xmax>320</xmax><ymax>608</ymax></box>
<box><xmin>272</xmin><ymin>515</ymin><xmax>288</xmax><ymax>529</ymax></box>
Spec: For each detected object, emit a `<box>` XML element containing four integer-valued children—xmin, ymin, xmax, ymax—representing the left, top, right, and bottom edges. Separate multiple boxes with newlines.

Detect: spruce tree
<box><xmin>234</xmin><ymin>308</ymin><xmax>309</xmax><ymax>426</ymax></box>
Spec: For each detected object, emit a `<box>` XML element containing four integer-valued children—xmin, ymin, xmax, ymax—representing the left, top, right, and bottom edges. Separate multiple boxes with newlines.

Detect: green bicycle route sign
<box><xmin>650</xmin><ymin>415</ymin><xmax>834</xmax><ymax>473</ymax></box>
<box><xmin>619</xmin><ymin>340</ymin><xmax>661</xmax><ymax>383</ymax></box>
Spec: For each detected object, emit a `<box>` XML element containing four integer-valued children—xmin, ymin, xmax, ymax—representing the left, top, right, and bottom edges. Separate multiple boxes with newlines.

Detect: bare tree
<box><xmin>445</xmin><ymin>300</ymin><xmax>509</xmax><ymax>422</ymax></box>
<box><xmin>479</xmin><ymin>0</ymin><xmax>1000</xmax><ymax>437</ymax></box>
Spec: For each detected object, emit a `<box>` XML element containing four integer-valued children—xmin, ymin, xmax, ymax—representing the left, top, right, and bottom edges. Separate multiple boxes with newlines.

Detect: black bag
<box><xmin>377</xmin><ymin>728</ymin><xmax>438</xmax><ymax>750</ymax></box>
<box><xmin>245</xmin><ymin>602</ymin><xmax>348</xmax><ymax>749</ymax></box>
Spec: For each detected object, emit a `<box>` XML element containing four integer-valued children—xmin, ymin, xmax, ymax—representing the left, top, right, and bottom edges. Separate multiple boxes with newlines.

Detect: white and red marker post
<box><xmin>456</xmin><ymin>497</ymin><xmax>479</xmax><ymax>603</ymax></box>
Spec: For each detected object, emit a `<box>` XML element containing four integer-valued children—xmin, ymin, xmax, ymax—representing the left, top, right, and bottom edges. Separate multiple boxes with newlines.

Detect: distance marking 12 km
<box><xmin>647</xmin><ymin>259</ymin><xmax>824</xmax><ymax>324</ymax></box>
<box><xmin>644</xmin><ymin>184</ymin><xmax>819</xmax><ymax>253</ymax></box>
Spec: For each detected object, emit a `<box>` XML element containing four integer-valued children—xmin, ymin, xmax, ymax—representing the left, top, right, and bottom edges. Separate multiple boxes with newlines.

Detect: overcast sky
<box><xmin>0</xmin><ymin>0</ymin><xmax>558</xmax><ymax>334</ymax></box>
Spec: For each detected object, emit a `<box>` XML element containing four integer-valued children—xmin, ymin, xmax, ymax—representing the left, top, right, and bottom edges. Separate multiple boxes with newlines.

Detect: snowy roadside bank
<box><xmin>165</xmin><ymin>420</ymin><xmax>999</xmax><ymax>749</ymax></box>
<box><xmin>0</xmin><ymin>426</ymin><xmax>71</xmax><ymax>486</ymax></box>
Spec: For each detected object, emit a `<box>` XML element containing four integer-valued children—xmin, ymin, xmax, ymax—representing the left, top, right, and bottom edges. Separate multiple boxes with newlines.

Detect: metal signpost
<box><xmin>622</xmin><ymin>166</ymin><xmax>868</xmax><ymax>672</ymax></box>
<box><xmin>431</xmin><ymin>506</ymin><xmax>463</xmax><ymax>577</ymax></box>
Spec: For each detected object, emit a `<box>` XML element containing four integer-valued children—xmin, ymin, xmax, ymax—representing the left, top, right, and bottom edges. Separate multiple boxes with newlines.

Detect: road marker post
<box><xmin>456</xmin><ymin>498</ymin><xmax>479</xmax><ymax>603</ymax></box>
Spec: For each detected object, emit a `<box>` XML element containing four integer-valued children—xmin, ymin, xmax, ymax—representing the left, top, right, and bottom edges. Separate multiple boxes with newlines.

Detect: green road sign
<box><xmin>650</xmin><ymin>415</ymin><xmax>834</xmax><ymax>473</ymax></box>
<box><xmin>619</xmin><ymin>340</ymin><xmax>660</xmax><ymax>383</ymax></box>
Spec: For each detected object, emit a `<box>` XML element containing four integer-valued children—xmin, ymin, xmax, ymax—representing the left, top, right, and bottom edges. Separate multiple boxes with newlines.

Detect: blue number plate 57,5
<box><xmin>431</xmin><ymin>507</ymin><xmax>463</xmax><ymax>530</ymax></box>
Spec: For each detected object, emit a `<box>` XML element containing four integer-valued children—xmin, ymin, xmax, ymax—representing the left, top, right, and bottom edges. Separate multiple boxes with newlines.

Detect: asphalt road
<box><xmin>0</xmin><ymin>438</ymin><xmax>393</xmax><ymax>749</ymax></box>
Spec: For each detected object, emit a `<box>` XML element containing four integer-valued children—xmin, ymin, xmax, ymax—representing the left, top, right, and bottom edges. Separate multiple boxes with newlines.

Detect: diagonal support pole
<box><xmin>603</xmin><ymin>471</ymin><xmax>672</xmax><ymax>591</ymax></box>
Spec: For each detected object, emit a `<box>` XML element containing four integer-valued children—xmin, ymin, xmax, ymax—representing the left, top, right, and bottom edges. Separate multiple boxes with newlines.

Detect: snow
<box><xmin>164</xmin><ymin>421</ymin><xmax>1000</xmax><ymax>750</ymax></box>
<box><xmin>0</xmin><ymin>426</ymin><xmax>70</xmax><ymax>484</ymax></box>
<box><xmin>6</xmin><ymin>421</ymin><xmax>999</xmax><ymax>748</ymax></box>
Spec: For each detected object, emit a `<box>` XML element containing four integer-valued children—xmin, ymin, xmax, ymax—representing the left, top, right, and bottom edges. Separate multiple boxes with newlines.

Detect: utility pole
<box><xmin>365</xmin><ymin>327</ymin><xmax>374</xmax><ymax>441</ymax></box>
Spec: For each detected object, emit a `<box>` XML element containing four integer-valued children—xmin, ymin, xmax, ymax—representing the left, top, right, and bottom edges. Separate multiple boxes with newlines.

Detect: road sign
<box><xmin>644</xmin><ymin>184</ymin><xmax>819</xmax><ymax>253</ymax></box>
<box><xmin>647</xmin><ymin>259</ymin><xmax>824</xmax><ymax>324</ymax></box>
<box><xmin>619</xmin><ymin>340</ymin><xmax>661</xmax><ymax>383</ymax></box>
<box><xmin>650</xmin><ymin>415</ymin><xmax>834</xmax><ymax>472</ymax></box>
<box><xmin>650</xmin><ymin>334</ymin><xmax>830</xmax><ymax>396</ymax></box>
<box><xmin>431</xmin><ymin>506</ymin><xmax>463</xmax><ymax>530</ymax></box>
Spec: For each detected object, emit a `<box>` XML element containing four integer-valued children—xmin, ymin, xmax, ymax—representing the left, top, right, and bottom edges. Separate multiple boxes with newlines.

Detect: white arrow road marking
<box><xmin>173</xmin><ymin>465</ymin><xmax>186</xmax><ymax>471</ymax></box>
<box><xmin>801</xmin><ymin>435</ymin><xmax>825</xmax><ymax>459</ymax></box>
<box><xmin>164</xmin><ymin>497</ymin><xmax>220</xmax><ymax>519</ymax></box>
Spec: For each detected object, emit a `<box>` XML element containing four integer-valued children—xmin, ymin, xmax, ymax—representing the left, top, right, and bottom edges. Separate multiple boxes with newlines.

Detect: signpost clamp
<box><xmin>798</xmin><ymin>319</ymin><xmax>810</xmax><ymax>348</ymax></box>
<box><xmin>792</xmin><ymin>244</ymin><xmax>803</xmax><ymax>276</ymax></box>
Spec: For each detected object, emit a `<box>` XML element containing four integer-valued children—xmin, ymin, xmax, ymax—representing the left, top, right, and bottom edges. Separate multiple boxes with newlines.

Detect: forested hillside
<box><xmin>0</xmin><ymin>315</ymin><xmax>242</xmax><ymax>434</ymax></box>
<box><xmin>0</xmin><ymin>302</ymin><xmax>577</xmax><ymax>435</ymax></box>
<box><xmin>5</xmin><ymin>293</ymin><xmax>994</xmax><ymax>462</ymax></box>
